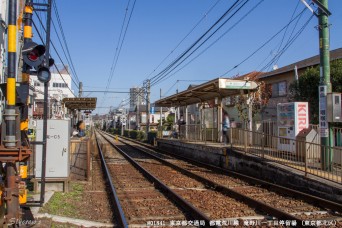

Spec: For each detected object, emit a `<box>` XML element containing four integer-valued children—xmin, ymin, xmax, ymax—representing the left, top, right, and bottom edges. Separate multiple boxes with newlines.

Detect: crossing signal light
<box><xmin>22</xmin><ymin>41</ymin><xmax>46</xmax><ymax>67</ymax></box>
<box><xmin>37</xmin><ymin>66</ymin><xmax>51</xmax><ymax>83</ymax></box>
<box><xmin>22</xmin><ymin>42</ymin><xmax>54</xmax><ymax>83</ymax></box>
<box><xmin>37</xmin><ymin>58</ymin><xmax>54</xmax><ymax>83</ymax></box>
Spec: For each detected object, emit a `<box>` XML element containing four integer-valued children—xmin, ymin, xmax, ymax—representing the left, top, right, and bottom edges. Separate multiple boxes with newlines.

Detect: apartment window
<box><xmin>34</xmin><ymin>81</ymin><xmax>41</xmax><ymax>86</ymax></box>
<box><xmin>53</xmin><ymin>82</ymin><xmax>67</xmax><ymax>88</ymax></box>
<box><xmin>271</xmin><ymin>81</ymin><xmax>287</xmax><ymax>97</ymax></box>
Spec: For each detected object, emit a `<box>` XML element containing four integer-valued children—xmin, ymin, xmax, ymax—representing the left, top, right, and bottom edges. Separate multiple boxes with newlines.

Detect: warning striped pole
<box><xmin>20</xmin><ymin>0</ymin><xmax>33</xmax><ymax>131</ymax></box>
<box><xmin>4</xmin><ymin>0</ymin><xmax>20</xmax><ymax>223</ymax></box>
<box><xmin>5</xmin><ymin>0</ymin><xmax>17</xmax><ymax>148</ymax></box>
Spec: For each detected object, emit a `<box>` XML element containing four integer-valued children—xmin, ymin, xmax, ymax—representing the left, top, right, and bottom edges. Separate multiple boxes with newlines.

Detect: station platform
<box><xmin>156</xmin><ymin>138</ymin><xmax>342</xmax><ymax>204</ymax></box>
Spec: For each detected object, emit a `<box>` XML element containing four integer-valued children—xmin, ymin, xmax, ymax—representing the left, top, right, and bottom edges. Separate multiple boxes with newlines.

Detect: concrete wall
<box><xmin>157</xmin><ymin>139</ymin><xmax>342</xmax><ymax>204</ymax></box>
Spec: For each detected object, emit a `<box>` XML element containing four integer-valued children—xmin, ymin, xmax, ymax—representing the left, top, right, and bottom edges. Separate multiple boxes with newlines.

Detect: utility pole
<box><xmin>79</xmin><ymin>82</ymin><xmax>83</xmax><ymax>97</ymax></box>
<box><xmin>160</xmin><ymin>88</ymin><xmax>162</xmax><ymax>131</ymax></box>
<box><xmin>41</xmin><ymin>0</ymin><xmax>53</xmax><ymax>205</ymax></box>
<box><xmin>317</xmin><ymin>0</ymin><xmax>332</xmax><ymax>171</ymax></box>
<box><xmin>78</xmin><ymin>81</ymin><xmax>83</xmax><ymax>121</ymax></box>
<box><xmin>146</xmin><ymin>79</ymin><xmax>151</xmax><ymax>134</ymax></box>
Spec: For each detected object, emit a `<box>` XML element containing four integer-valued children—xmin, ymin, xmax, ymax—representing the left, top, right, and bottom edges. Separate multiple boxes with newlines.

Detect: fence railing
<box><xmin>230</xmin><ymin>128</ymin><xmax>342</xmax><ymax>184</ymax></box>
<box><xmin>157</xmin><ymin>123</ymin><xmax>342</xmax><ymax>184</ymax></box>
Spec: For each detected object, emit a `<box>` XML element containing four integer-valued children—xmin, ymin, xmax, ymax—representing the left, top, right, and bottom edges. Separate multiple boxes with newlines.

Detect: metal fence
<box><xmin>158</xmin><ymin>124</ymin><xmax>219</xmax><ymax>143</ymax></box>
<box><xmin>230</xmin><ymin>128</ymin><xmax>342</xmax><ymax>184</ymax></box>
<box><xmin>157</xmin><ymin>122</ymin><xmax>342</xmax><ymax>184</ymax></box>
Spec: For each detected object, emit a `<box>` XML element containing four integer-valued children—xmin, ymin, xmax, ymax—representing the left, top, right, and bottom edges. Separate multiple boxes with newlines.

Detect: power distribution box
<box><xmin>35</xmin><ymin>119</ymin><xmax>70</xmax><ymax>178</ymax></box>
<box><xmin>327</xmin><ymin>93</ymin><xmax>342</xmax><ymax>123</ymax></box>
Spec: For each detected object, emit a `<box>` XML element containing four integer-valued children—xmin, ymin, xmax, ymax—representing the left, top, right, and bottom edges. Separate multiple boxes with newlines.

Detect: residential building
<box><xmin>130</xmin><ymin>87</ymin><xmax>144</xmax><ymax>109</ymax></box>
<box><xmin>129</xmin><ymin>104</ymin><xmax>170</xmax><ymax>131</ymax></box>
<box><xmin>31</xmin><ymin>65</ymin><xmax>75</xmax><ymax>119</ymax></box>
<box><xmin>260</xmin><ymin>48</ymin><xmax>342</xmax><ymax>122</ymax></box>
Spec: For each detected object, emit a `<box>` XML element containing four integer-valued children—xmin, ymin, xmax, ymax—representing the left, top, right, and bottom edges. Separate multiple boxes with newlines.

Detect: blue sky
<box><xmin>33</xmin><ymin>0</ymin><xmax>342</xmax><ymax>114</ymax></box>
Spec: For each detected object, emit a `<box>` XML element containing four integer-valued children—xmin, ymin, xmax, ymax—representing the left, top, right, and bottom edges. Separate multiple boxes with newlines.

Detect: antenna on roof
<box><xmin>273</xmin><ymin>65</ymin><xmax>278</xmax><ymax>71</ymax></box>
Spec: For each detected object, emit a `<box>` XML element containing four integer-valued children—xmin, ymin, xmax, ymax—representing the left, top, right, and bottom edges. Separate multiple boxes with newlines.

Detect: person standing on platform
<box><xmin>177</xmin><ymin>115</ymin><xmax>186</xmax><ymax>139</ymax></box>
<box><xmin>222</xmin><ymin>113</ymin><xmax>230</xmax><ymax>145</ymax></box>
<box><xmin>77</xmin><ymin>120</ymin><xmax>86</xmax><ymax>137</ymax></box>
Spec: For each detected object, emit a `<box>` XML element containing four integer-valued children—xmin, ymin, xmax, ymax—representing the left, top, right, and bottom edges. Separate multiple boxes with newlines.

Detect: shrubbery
<box><xmin>123</xmin><ymin>130</ymin><xmax>130</xmax><ymax>137</ymax></box>
<box><xmin>147</xmin><ymin>131</ymin><xmax>157</xmax><ymax>144</ymax></box>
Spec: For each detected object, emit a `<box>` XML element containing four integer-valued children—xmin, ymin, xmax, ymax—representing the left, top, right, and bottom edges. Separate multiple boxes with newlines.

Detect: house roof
<box><xmin>62</xmin><ymin>97</ymin><xmax>97</xmax><ymax>110</ymax></box>
<box><xmin>233</xmin><ymin>71</ymin><xmax>263</xmax><ymax>80</ymax></box>
<box><xmin>260</xmin><ymin>48</ymin><xmax>342</xmax><ymax>79</ymax></box>
<box><xmin>155</xmin><ymin>77</ymin><xmax>258</xmax><ymax>107</ymax></box>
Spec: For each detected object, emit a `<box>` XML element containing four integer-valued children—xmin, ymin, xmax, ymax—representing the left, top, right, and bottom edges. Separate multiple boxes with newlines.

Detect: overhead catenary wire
<box><xmin>105</xmin><ymin>0</ymin><xmax>137</xmax><ymax>93</ymax></box>
<box><xmin>52</xmin><ymin>0</ymin><xmax>81</xmax><ymax>85</ymax></box>
<box><xmin>149</xmin><ymin>0</ymin><xmax>243</xmax><ymax>85</ymax></box>
<box><xmin>271</xmin><ymin>0</ymin><xmax>301</xmax><ymax>68</ymax></box>
<box><xmin>219</xmin><ymin>7</ymin><xmax>308</xmax><ymax>77</ymax></box>
<box><xmin>127</xmin><ymin>0</ymin><xmax>242</xmax><ymax>109</ymax></box>
<box><xmin>151</xmin><ymin>0</ymin><xmax>264</xmax><ymax>87</ymax></box>
<box><xmin>99</xmin><ymin>0</ymin><xmax>137</xmax><ymax>109</ymax></box>
<box><xmin>259</xmin><ymin>13</ymin><xmax>315</xmax><ymax>73</ymax></box>
<box><xmin>50</xmin><ymin>19</ymin><xmax>79</xmax><ymax>84</ymax></box>
<box><xmin>133</xmin><ymin>0</ymin><xmax>247</xmax><ymax>108</ymax></box>
<box><xmin>33</xmin><ymin>12</ymin><xmax>79</xmax><ymax>90</ymax></box>
<box><xmin>106</xmin><ymin>0</ymin><xmax>132</xmax><ymax>90</ymax></box>
<box><xmin>144</xmin><ymin>0</ymin><xmax>222</xmax><ymax>81</ymax></box>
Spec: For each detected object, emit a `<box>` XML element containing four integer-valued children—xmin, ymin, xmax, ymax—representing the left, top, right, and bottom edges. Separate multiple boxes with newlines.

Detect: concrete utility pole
<box><xmin>317</xmin><ymin>0</ymin><xmax>332</xmax><ymax>171</ymax></box>
<box><xmin>146</xmin><ymin>79</ymin><xmax>151</xmax><ymax>134</ymax></box>
<box><xmin>160</xmin><ymin>88</ymin><xmax>162</xmax><ymax>130</ymax></box>
<box><xmin>79</xmin><ymin>81</ymin><xmax>83</xmax><ymax>97</ymax></box>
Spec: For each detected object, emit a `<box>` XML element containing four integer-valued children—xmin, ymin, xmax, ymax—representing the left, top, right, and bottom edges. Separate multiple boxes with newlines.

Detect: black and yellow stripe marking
<box><xmin>7</xmin><ymin>0</ymin><xmax>17</xmax><ymax>107</ymax></box>
<box><xmin>21</xmin><ymin>2</ymin><xmax>34</xmax><ymax>130</ymax></box>
<box><xmin>23</xmin><ymin>5</ymin><xmax>33</xmax><ymax>41</ymax></box>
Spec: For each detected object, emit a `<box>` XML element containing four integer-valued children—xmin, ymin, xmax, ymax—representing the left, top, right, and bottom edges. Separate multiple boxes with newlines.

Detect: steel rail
<box><xmin>98</xmin><ymin>131</ymin><xmax>214</xmax><ymax>227</ymax></box>
<box><xmin>95</xmin><ymin>132</ymin><xmax>128</xmax><ymax>228</ymax></box>
<box><xmin>104</xmin><ymin>133</ymin><xmax>308</xmax><ymax>225</ymax></box>
<box><xmin>118</xmin><ymin>133</ymin><xmax>342</xmax><ymax>213</ymax></box>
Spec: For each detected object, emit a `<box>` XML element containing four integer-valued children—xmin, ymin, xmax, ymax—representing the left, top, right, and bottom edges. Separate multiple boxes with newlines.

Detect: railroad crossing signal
<box><xmin>22</xmin><ymin>41</ymin><xmax>45</xmax><ymax>67</ymax></box>
<box><xmin>22</xmin><ymin>41</ymin><xmax>54</xmax><ymax>83</ymax></box>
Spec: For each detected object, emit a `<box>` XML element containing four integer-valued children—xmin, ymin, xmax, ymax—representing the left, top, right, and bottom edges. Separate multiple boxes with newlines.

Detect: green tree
<box><xmin>235</xmin><ymin>74</ymin><xmax>272</xmax><ymax>127</ymax></box>
<box><xmin>289</xmin><ymin>59</ymin><xmax>342</xmax><ymax>124</ymax></box>
<box><xmin>157</xmin><ymin>113</ymin><xmax>175</xmax><ymax>130</ymax></box>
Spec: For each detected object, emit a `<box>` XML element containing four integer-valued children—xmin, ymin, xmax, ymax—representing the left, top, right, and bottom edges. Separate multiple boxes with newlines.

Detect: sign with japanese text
<box><xmin>319</xmin><ymin>85</ymin><xmax>328</xmax><ymax>137</ymax></box>
<box><xmin>218</xmin><ymin>79</ymin><xmax>258</xmax><ymax>90</ymax></box>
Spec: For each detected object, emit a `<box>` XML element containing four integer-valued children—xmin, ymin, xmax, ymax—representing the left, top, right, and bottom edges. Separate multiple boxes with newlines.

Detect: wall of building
<box><xmin>31</xmin><ymin>72</ymin><xmax>74</xmax><ymax>100</ymax></box>
<box><xmin>260</xmin><ymin>68</ymin><xmax>307</xmax><ymax>121</ymax></box>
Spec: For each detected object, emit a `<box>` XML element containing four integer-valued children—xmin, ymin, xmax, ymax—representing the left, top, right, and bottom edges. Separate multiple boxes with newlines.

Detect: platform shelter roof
<box><xmin>155</xmin><ymin>78</ymin><xmax>258</xmax><ymax>107</ymax></box>
<box><xmin>62</xmin><ymin>97</ymin><xmax>97</xmax><ymax>110</ymax></box>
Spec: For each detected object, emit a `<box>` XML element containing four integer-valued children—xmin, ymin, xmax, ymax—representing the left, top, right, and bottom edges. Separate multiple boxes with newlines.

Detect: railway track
<box><xmin>95</xmin><ymin>131</ymin><xmax>208</xmax><ymax>227</ymax></box>
<box><xmin>97</xmin><ymin>130</ymin><xmax>342</xmax><ymax>227</ymax></box>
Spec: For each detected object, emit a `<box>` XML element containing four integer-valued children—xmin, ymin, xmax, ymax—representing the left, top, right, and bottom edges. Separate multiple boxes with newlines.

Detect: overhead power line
<box><xmin>219</xmin><ymin>7</ymin><xmax>308</xmax><ymax>77</ymax></box>
<box><xmin>99</xmin><ymin>0</ymin><xmax>137</xmax><ymax>109</ymax></box>
<box><xmin>149</xmin><ymin>0</ymin><xmax>243</xmax><ymax>85</ymax></box>
<box><xmin>105</xmin><ymin>0</ymin><xmax>137</xmax><ymax>93</ymax></box>
<box><xmin>144</xmin><ymin>0</ymin><xmax>222</xmax><ymax>81</ymax></box>
<box><xmin>259</xmin><ymin>13</ymin><xmax>315</xmax><ymax>72</ymax></box>
<box><xmin>32</xmin><ymin>20</ymin><xmax>77</xmax><ymax>97</ymax></box>
<box><xmin>33</xmin><ymin>12</ymin><xmax>79</xmax><ymax>90</ymax></box>
<box><xmin>152</xmin><ymin>0</ymin><xmax>265</xmax><ymax>87</ymax></box>
<box><xmin>52</xmin><ymin>0</ymin><xmax>81</xmax><ymax>85</ymax></box>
